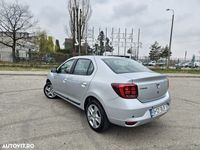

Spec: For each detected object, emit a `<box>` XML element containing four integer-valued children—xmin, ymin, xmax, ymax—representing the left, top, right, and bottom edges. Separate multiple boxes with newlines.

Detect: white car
<box><xmin>194</xmin><ymin>61</ymin><xmax>200</xmax><ymax>67</ymax></box>
<box><xmin>44</xmin><ymin>56</ymin><xmax>171</xmax><ymax>132</ymax></box>
<box><xmin>148</xmin><ymin>61</ymin><xmax>156</xmax><ymax>66</ymax></box>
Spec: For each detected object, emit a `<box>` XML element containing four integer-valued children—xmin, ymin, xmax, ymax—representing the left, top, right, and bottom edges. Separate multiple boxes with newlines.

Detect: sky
<box><xmin>8</xmin><ymin>0</ymin><xmax>200</xmax><ymax>59</ymax></box>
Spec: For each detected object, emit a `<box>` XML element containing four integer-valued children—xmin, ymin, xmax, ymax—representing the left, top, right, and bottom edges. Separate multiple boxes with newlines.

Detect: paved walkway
<box><xmin>164</xmin><ymin>73</ymin><xmax>200</xmax><ymax>78</ymax></box>
<box><xmin>0</xmin><ymin>71</ymin><xmax>200</xmax><ymax>78</ymax></box>
<box><xmin>0</xmin><ymin>71</ymin><xmax>48</xmax><ymax>76</ymax></box>
<box><xmin>0</xmin><ymin>75</ymin><xmax>200</xmax><ymax>149</ymax></box>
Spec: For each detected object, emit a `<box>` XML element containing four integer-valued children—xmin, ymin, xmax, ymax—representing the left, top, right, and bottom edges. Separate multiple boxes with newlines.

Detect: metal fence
<box><xmin>0</xmin><ymin>50</ymin><xmax>70</xmax><ymax>65</ymax></box>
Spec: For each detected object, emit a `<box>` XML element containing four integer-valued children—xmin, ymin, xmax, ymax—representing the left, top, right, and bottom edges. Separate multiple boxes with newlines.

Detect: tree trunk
<box><xmin>12</xmin><ymin>43</ymin><xmax>16</xmax><ymax>63</ymax></box>
<box><xmin>72</xmin><ymin>7</ymin><xmax>76</xmax><ymax>56</ymax></box>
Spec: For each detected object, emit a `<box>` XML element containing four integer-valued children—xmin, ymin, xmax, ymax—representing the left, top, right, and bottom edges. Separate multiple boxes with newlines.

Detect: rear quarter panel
<box><xmin>82</xmin><ymin>58</ymin><xmax>127</xmax><ymax>112</ymax></box>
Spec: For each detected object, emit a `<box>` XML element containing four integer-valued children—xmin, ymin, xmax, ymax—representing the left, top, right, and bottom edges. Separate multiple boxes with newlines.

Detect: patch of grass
<box><xmin>0</xmin><ymin>67</ymin><xmax>49</xmax><ymax>71</ymax></box>
<box><xmin>0</xmin><ymin>62</ymin><xmax>200</xmax><ymax>74</ymax></box>
<box><xmin>0</xmin><ymin>62</ymin><xmax>57</xmax><ymax>71</ymax></box>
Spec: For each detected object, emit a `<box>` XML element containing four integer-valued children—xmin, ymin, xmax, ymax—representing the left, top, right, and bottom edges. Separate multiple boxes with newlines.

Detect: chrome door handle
<box><xmin>81</xmin><ymin>82</ymin><xmax>87</xmax><ymax>87</ymax></box>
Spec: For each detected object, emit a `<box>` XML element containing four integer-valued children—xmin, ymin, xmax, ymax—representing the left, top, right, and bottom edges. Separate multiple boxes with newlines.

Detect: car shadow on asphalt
<box><xmin>52</xmin><ymin>96</ymin><xmax>166</xmax><ymax>133</ymax></box>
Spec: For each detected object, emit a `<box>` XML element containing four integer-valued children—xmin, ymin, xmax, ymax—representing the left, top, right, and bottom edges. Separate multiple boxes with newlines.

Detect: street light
<box><xmin>166</xmin><ymin>8</ymin><xmax>175</xmax><ymax>69</ymax></box>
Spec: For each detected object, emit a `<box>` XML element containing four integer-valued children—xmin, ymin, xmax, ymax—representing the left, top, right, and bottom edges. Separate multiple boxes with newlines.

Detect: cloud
<box><xmin>95</xmin><ymin>0</ymin><xmax>109</xmax><ymax>4</ymax></box>
<box><xmin>12</xmin><ymin>0</ymin><xmax>200</xmax><ymax>58</ymax></box>
<box><xmin>39</xmin><ymin>6</ymin><xmax>65</xmax><ymax>28</ymax></box>
<box><xmin>112</xmin><ymin>2</ymin><xmax>148</xmax><ymax>19</ymax></box>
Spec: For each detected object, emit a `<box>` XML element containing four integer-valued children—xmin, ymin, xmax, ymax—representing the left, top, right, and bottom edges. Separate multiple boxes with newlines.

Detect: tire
<box><xmin>43</xmin><ymin>82</ymin><xmax>57</xmax><ymax>99</ymax></box>
<box><xmin>86</xmin><ymin>100</ymin><xmax>110</xmax><ymax>132</ymax></box>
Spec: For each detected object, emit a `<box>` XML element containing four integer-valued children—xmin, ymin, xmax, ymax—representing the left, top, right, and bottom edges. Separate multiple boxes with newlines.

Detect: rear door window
<box><xmin>87</xmin><ymin>62</ymin><xmax>94</xmax><ymax>75</ymax></box>
<box><xmin>73</xmin><ymin>59</ymin><xmax>94</xmax><ymax>75</ymax></box>
<box><xmin>102</xmin><ymin>58</ymin><xmax>150</xmax><ymax>74</ymax></box>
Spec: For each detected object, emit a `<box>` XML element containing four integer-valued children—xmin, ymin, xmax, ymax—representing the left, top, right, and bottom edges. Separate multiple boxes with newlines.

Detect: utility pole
<box><xmin>72</xmin><ymin>7</ymin><xmax>76</xmax><ymax>56</ymax></box>
<box><xmin>166</xmin><ymin>9</ymin><xmax>175</xmax><ymax>69</ymax></box>
<box><xmin>199</xmin><ymin>51</ymin><xmax>200</xmax><ymax>62</ymax></box>
<box><xmin>78</xmin><ymin>9</ymin><xmax>82</xmax><ymax>56</ymax></box>
<box><xmin>124</xmin><ymin>28</ymin><xmax>127</xmax><ymax>56</ymax></box>
<box><xmin>137</xmin><ymin>29</ymin><xmax>140</xmax><ymax>60</ymax></box>
<box><xmin>111</xmin><ymin>27</ymin><xmax>114</xmax><ymax>55</ymax></box>
<box><xmin>105</xmin><ymin>27</ymin><xmax>108</xmax><ymax>56</ymax></box>
<box><xmin>85</xmin><ymin>23</ymin><xmax>88</xmax><ymax>55</ymax></box>
<box><xmin>105</xmin><ymin>27</ymin><xmax>108</xmax><ymax>38</ymax></box>
<box><xmin>92</xmin><ymin>27</ymin><xmax>95</xmax><ymax>44</ymax></box>
<box><xmin>76</xmin><ymin>7</ymin><xmax>79</xmax><ymax>55</ymax></box>
<box><xmin>118</xmin><ymin>28</ymin><xmax>120</xmax><ymax>56</ymax></box>
<box><xmin>92</xmin><ymin>27</ymin><xmax>95</xmax><ymax>54</ymax></box>
<box><xmin>130</xmin><ymin>28</ymin><xmax>134</xmax><ymax>59</ymax></box>
<box><xmin>184</xmin><ymin>51</ymin><xmax>187</xmax><ymax>62</ymax></box>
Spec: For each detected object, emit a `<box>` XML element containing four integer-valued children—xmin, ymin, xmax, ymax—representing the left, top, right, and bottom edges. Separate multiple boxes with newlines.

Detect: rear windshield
<box><xmin>102</xmin><ymin>58</ymin><xmax>150</xmax><ymax>74</ymax></box>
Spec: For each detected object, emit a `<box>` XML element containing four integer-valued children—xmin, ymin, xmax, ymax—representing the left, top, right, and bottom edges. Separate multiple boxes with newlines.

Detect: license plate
<box><xmin>150</xmin><ymin>104</ymin><xmax>169</xmax><ymax>118</ymax></box>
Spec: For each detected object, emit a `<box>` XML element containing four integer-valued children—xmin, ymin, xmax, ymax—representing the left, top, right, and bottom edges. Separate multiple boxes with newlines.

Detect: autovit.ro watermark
<box><xmin>1</xmin><ymin>143</ymin><xmax>35</xmax><ymax>149</ymax></box>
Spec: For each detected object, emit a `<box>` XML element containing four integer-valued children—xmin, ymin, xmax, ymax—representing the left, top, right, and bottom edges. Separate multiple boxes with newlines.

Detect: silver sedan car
<box><xmin>44</xmin><ymin>56</ymin><xmax>171</xmax><ymax>132</ymax></box>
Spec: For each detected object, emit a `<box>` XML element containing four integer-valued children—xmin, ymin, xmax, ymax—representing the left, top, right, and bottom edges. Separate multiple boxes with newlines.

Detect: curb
<box><xmin>0</xmin><ymin>73</ymin><xmax>200</xmax><ymax>78</ymax></box>
<box><xmin>0</xmin><ymin>73</ymin><xmax>47</xmax><ymax>76</ymax></box>
<box><xmin>166</xmin><ymin>75</ymin><xmax>200</xmax><ymax>78</ymax></box>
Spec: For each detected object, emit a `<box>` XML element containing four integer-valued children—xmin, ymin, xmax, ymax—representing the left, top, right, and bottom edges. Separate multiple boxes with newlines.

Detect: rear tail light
<box><xmin>111</xmin><ymin>83</ymin><xmax>138</xmax><ymax>99</ymax></box>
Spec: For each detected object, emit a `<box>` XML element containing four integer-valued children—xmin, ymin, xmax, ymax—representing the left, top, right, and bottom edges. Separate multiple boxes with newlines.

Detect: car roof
<box><xmin>72</xmin><ymin>55</ymin><xmax>129</xmax><ymax>60</ymax></box>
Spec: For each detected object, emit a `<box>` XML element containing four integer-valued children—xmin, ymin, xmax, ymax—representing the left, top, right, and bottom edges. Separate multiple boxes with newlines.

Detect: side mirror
<box><xmin>51</xmin><ymin>68</ymin><xmax>57</xmax><ymax>73</ymax></box>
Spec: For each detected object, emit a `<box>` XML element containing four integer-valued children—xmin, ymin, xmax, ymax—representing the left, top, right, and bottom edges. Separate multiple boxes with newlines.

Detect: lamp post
<box><xmin>166</xmin><ymin>9</ymin><xmax>174</xmax><ymax>69</ymax></box>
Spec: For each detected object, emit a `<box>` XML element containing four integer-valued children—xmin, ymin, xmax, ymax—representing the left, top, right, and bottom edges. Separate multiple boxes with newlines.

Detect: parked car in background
<box><xmin>148</xmin><ymin>61</ymin><xmax>156</xmax><ymax>66</ymax></box>
<box><xmin>175</xmin><ymin>62</ymin><xmax>185</xmax><ymax>69</ymax></box>
<box><xmin>44</xmin><ymin>56</ymin><xmax>171</xmax><ymax>132</ymax></box>
<box><xmin>156</xmin><ymin>60</ymin><xmax>166</xmax><ymax>67</ymax></box>
<box><xmin>142</xmin><ymin>62</ymin><xmax>149</xmax><ymax>66</ymax></box>
<box><xmin>193</xmin><ymin>61</ymin><xmax>200</xmax><ymax>68</ymax></box>
<box><xmin>176</xmin><ymin>62</ymin><xmax>191</xmax><ymax>68</ymax></box>
<box><xmin>184</xmin><ymin>62</ymin><xmax>193</xmax><ymax>68</ymax></box>
<box><xmin>175</xmin><ymin>61</ymin><xmax>200</xmax><ymax>69</ymax></box>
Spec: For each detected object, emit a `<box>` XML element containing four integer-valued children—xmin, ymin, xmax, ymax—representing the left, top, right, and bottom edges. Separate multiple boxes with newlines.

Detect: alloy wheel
<box><xmin>45</xmin><ymin>83</ymin><xmax>56</xmax><ymax>98</ymax></box>
<box><xmin>87</xmin><ymin>104</ymin><xmax>102</xmax><ymax>129</ymax></box>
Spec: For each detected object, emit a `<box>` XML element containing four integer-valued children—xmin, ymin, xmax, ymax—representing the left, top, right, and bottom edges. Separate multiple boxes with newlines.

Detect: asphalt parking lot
<box><xmin>0</xmin><ymin>75</ymin><xmax>200</xmax><ymax>150</ymax></box>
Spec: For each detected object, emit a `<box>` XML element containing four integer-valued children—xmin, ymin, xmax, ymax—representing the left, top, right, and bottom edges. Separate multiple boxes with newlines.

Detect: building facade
<box><xmin>0</xmin><ymin>32</ymin><xmax>39</xmax><ymax>62</ymax></box>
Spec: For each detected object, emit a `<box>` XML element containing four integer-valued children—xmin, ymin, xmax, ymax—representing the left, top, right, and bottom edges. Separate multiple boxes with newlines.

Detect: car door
<box><xmin>53</xmin><ymin>59</ymin><xmax>75</xmax><ymax>97</ymax></box>
<box><xmin>64</xmin><ymin>58</ymin><xmax>95</xmax><ymax>104</ymax></box>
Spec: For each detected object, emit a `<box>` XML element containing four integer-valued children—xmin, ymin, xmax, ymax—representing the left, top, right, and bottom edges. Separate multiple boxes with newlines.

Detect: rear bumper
<box><xmin>105</xmin><ymin>92</ymin><xmax>171</xmax><ymax>127</ymax></box>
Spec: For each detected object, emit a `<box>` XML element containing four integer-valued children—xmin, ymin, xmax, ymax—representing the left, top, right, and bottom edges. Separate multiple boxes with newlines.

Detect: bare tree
<box><xmin>0</xmin><ymin>0</ymin><xmax>37</xmax><ymax>62</ymax></box>
<box><xmin>68</xmin><ymin>0</ymin><xmax>92</xmax><ymax>56</ymax></box>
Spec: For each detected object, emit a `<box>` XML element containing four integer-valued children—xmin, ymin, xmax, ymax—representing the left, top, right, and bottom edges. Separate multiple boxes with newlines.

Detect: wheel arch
<box><xmin>84</xmin><ymin>96</ymin><xmax>96</xmax><ymax>111</ymax></box>
<box><xmin>84</xmin><ymin>95</ymin><xmax>105</xmax><ymax>113</ymax></box>
<box><xmin>46</xmin><ymin>79</ymin><xmax>51</xmax><ymax>84</ymax></box>
<box><xmin>84</xmin><ymin>95</ymin><xmax>111</xmax><ymax>131</ymax></box>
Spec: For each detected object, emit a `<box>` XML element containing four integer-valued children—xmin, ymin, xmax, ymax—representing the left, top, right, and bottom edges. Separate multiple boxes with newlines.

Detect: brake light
<box><xmin>111</xmin><ymin>83</ymin><xmax>138</xmax><ymax>99</ymax></box>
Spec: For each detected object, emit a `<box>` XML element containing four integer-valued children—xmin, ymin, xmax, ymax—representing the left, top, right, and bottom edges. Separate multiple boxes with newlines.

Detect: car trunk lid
<box><xmin>119</xmin><ymin>72</ymin><xmax>169</xmax><ymax>103</ymax></box>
